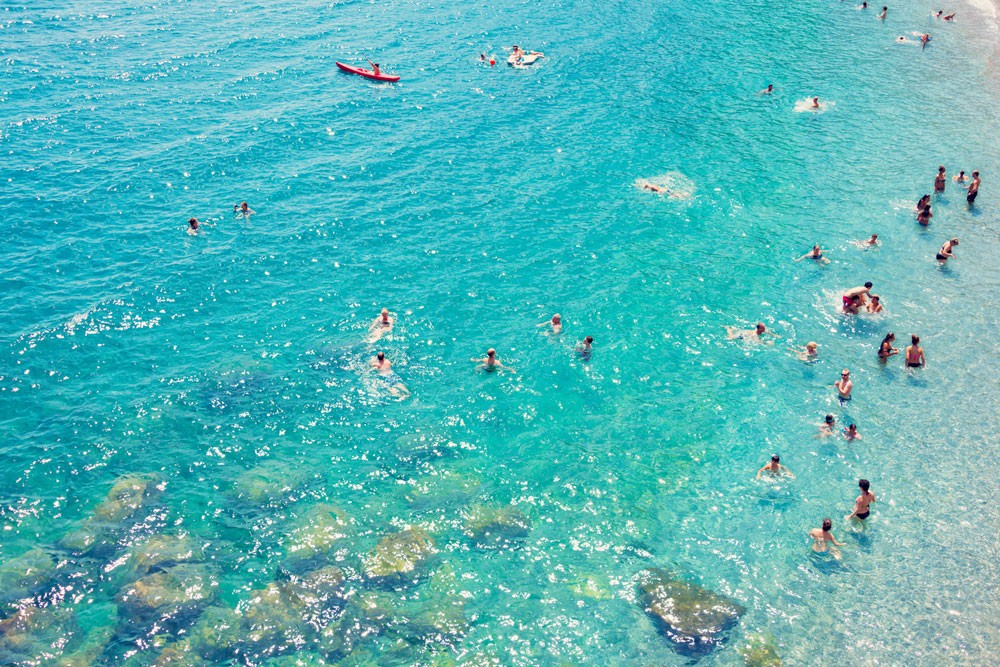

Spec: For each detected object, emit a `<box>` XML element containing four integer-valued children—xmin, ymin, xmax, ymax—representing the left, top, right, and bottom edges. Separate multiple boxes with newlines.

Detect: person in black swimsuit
<box><xmin>936</xmin><ymin>238</ymin><xmax>958</xmax><ymax>261</ymax></box>
<box><xmin>846</xmin><ymin>479</ymin><xmax>875</xmax><ymax>522</ymax></box>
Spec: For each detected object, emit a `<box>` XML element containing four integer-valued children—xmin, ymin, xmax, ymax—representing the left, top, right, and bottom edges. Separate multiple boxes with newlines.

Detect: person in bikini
<box><xmin>936</xmin><ymin>238</ymin><xmax>958</xmax><ymax>261</ymax></box>
<box><xmin>905</xmin><ymin>335</ymin><xmax>926</xmax><ymax>368</ymax></box>
<box><xmin>878</xmin><ymin>332</ymin><xmax>898</xmax><ymax>360</ymax></box>
<box><xmin>917</xmin><ymin>204</ymin><xmax>933</xmax><ymax>225</ymax></box>
<box><xmin>577</xmin><ymin>336</ymin><xmax>594</xmax><ymax>359</ymax></box>
<box><xmin>916</xmin><ymin>193</ymin><xmax>931</xmax><ymax>211</ymax></box>
<box><xmin>934</xmin><ymin>166</ymin><xmax>947</xmax><ymax>192</ymax></box>
<box><xmin>796</xmin><ymin>244</ymin><xmax>829</xmax><ymax>263</ymax></box>
<box><xmin>846</xmin><ymin>479</ymin><xmax>876</xmax><ymax>522</ymax></box>
<box><xmin>809</xmin><ymin>518</ymin><xmax>846</xmax><ymax>558</ymax></box>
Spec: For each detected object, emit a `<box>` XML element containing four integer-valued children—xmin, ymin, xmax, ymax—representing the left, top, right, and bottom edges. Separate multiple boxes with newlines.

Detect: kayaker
<box><xmin>367</xmin><ymin>59</ymin><xmax>381</xmax><ymax>76</ymax></box>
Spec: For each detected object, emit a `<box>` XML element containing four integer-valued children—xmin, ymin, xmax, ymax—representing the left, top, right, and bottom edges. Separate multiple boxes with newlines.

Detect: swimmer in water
<box><xmin>843</xmin><ymin>282</ymin><xmax>874</xmax><ymax>308</ymax></box>
<box><xmin>904</xmin><ymin>335</ymin><xmax>926</xmax><ymax>368</ymax></box>
<box><xmin>234</xmin><ymin>202</ymin><xmax>255</xmax><ymax>218</ymax></box>
<box><xmin>843</xmin><ymin>423</ymin><xmax>862</xmax><ymax>441</ymax></box>
<box><xmin>842</xmin><ymin>294</ymin><xmax>861</xmax><ymax>314</ymax></box>
<box><xmin>859</xmin><ymin>1</ymin><xmax>868</xmax><ymax>8</ymax></box>
<box><xmin>921</xmin><ymin>33</ymin><xmax>931</xmax><ymax>49</ymax></box>
<box><xmin>877</xmin><ymin>6</ymin><xmax>887</xmax><ymax>19</ymax></box>
<box><xmin>642</xmin><ymin>182</ymin><xmax>667</xmax><ymax>194</ymax></box>
<box><xmin>846</xmin><ymin>479</ymin><xmax>876</xmax><ymax>522</ymax></box>
<box><xmin>538</xmin><ymin>313</ymin><xmax>563</xmax><ymax>335</ymax></box>
<box><xmin>934</xmin><ymin>166</ymin><xmax>947</xmax><ymax>192</ymax></box>
<box><xmin>953</xmin><ymin>170</ymin><xmax>968</xmax><ymax>183</ymax></box>
<box><xmin>964</xmin><ymin>171</ymin><xmax>980</xmax><ymax>205</ymax></box>
<box><xmin>809</xmin><ymin>518</ymin><xmax>846</xmax><ymax>559</ymax></box>
<box><xmin>726</xmin><ymin>322</ymin><xmax>777</xmax><ymax>344</ymax></box>
<box><xmin>943</xmin><ymin>12</ymin><xmax>955</xmax><ymax>20</ymax></box>
<box><xmin>936</xmin><ymin>238</ymin><xmax>958</xmax><ymax>261</ymax></box>
<box><xmin>577</xmin><ymin>335</ymin><xmax>594</xmax><ymax>359</ymax></box>
<box><xmin>756</xmin><ymin>454</ymin><xmax>795</xmax><ymax>479</ymax></box>
<box><xmin>917</xmin><ymin>204</ymin><xmax>933</xmax><ymax>225</ymax></box>
<box><xmin>795</xmin><ymin>341</ymin><xmax>819</xmax><ymax>361</ymax></box>
<box><xmin>188</xmin><ymin>217</ymin><xmax>201</xmax><ymax>235</ymax></box>
<box><xmin>878</xmin><ymin>332</ymin><xmax>899</xmax><ymax>360</ymax></box>
<box><xmin>834</xmin><ymin>369</ymin><xmax>853</xmax><ymax>404</ymax></box>
<box><xmin>916</xmin><ymin>194</ymin><xmax>931</xmax><ymax>211</ymax></box>
<box><xmin>866</xmin><ymin>294</ymin><xmax>883</xmax><ymax>313</ymax></box>
<box><xmin>370</xmin><ymin>351</ymin><xmax>392</xmax><ymax>374</ymax></box>
<box><xmin>851</xmin><ymin>233</ymin><xmax>879</xmax><ymax>249</ymax></box>
<box><xmin>817</xmin><ymin>414</ymin><xmax>837</xmax><ymax>438</ymax></box>
<box><xmin>811</xmin><ymin>96</ymin><xmax>820</xmax><ymax>109</ymax></box>
<box><xmin>367</xmin><ymin>308</ymin><xmax>395</xmax><ymax>341</ymax></box>
<box><xmin>471</xmin><ymin>348</ymin><xmax>511</xmax><ymax>373</ymax></box>
<box><xmin>796</xmin><ymin>244</ymin><xmax>830</xmax><ymax>264</ymax></box>
<box><xmin>760</xmin><ymin>84</ymin><xmax>774</xmax><ymax>95</ymax></box>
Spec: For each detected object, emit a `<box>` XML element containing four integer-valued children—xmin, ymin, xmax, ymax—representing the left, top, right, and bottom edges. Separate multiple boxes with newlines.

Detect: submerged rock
<box><xmin>637</xmin><ymin>567</ymin><xmax>745</xmax><ymax>656</ymax></box>
<box><xmin>184</xmin><ymin>605</ymin><xmax>245</xmax><ymax>661</ymax></box>
<box><xmin>405</xmin><ymin>470</ymin><xmax>481</xmax><ymax>511</ymax></box>
<box><xmin>282</xmin><ymin>504</ymin><xmax>349</xmax><ymax>572</ymax></box>
<box><xmin>0</xmin><ymin>547</ymin><xmax>57</xmax><ymax>605</ymax></box>
<box><xmin>58</xmin><ymin>472</ymin><xmax>162</xmax><ymax>555</ymax></box>
<box><xmin>125</xmin><ymin>533</ymin><xmax>205</xmax><ymax>579</ymax></box>
<box><xmin>231</xmin><ymin>461</ymin><xmax>308</xmax><ymax>506</ymax></box>
<box><xmin>0</xmin><ymin>603</ymin><xmax>77</xmax><ymax>665</ymax></box>
<box><xmin>740</xmin><ymin>634</ymin><xmax>782</xmax><ymax>667</ymax></box>
<box><xmin>116</xmin><ymin>563</ymin><xmax>217</xmax><ymax>629</ymax></box>
<box><xmin>463</xmin><ymin>504</ymin><xmax>530</xmax><ymax>549</ymax></box>
<box><xmin>317</xmin><ymin>591</ymin><xmax>399</xmax><ymax>659</ymax></box>
<box><xmin>239</xmin><ymin>580</ymin><xmax>315</xmax><ymax>656</ymax></box>
<box><xmin>94</xmin><ymin>472</ymin><xmax>162</xmax><ymax>522</ymax></box>
<box><xmin>363</xmin><ymin>527</ymin><xmax>436</xmax><ymax>582</ymax></box>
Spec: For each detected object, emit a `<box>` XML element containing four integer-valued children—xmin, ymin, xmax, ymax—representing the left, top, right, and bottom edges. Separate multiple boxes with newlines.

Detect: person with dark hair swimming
<box><xmin>796</xmin><ymin>244</ymin><xmax>830</xmax><ymax>263</ymax></box>
<box><xmin>846</xmin><ymin>479</ymin><xmax>876</xmax><ymax>521</ymax></box>
<box><xmin>917</xmin><ymin>204</ymin><xmax>933</xmax><ymax>225</ymax></box>
<box><xmin>756</xmin><ymin>454</ymin><xmax>794</xmax><ymax>479</ymax></box>
<box><xmin>817</xmin><ymin>414</ymin><xmax>837</xmax><ymax>438</ymax></box>
<box><xmin>577</xmin><ymin>335</ymin><xmax>594</xmax><ymax>359</ymax></box>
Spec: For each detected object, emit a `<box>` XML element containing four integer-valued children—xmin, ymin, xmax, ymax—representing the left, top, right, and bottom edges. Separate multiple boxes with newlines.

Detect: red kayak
<box><xmin>336</xmin><ymin>61</ymin><xmax>400</xmax><ymax>82</ymax></box>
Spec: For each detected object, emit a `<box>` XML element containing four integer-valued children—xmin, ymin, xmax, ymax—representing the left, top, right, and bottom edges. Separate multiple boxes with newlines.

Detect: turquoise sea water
<box><xmin>2</xmin><ymin>0</ymin><xmax>999</xmax><ymax>665</ymax></box>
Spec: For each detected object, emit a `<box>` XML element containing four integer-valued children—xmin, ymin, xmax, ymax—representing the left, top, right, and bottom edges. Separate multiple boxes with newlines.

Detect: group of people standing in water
<box><xmin>754</xmin><ymin>156</ymin><xmax>979</xmax><ymax>560</ymax></box>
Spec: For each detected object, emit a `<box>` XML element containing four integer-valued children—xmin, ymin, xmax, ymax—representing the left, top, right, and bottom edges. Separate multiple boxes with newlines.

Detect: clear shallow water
<box><xmin>2</xmin><ymin>0</ymin><xmax>999</xmax><ymax>665</ymax></box>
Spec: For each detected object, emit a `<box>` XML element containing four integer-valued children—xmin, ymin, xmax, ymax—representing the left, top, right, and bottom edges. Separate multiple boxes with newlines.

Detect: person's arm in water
<box><xmin>829</xmin><ymin>532</ymin><xmax>846</xmax><ymax>547</ymax></box>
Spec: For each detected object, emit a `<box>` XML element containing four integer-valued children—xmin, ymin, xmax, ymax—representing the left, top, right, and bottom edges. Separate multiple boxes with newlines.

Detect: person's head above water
<box><xmin>939</xmin><ymin>165</ymin><xmax>946</xmax><ymax>173</ymax></box>
<box><xmin>552</xmin><ymin>313</ymin><xmax>561</xmax><ymax>323</ymax></box>
<box><xmin>584</xmin><ymin>336</ymin><xmax>593</xmax><ymax>344</ymax></box>
<box><xmin>487</xmin><ymin>348</ymin><xmax>496</xmax><ymax>357</ymax></box>
<box><xmin>377</xmin><ymin>352</ymin><xmax>385</xmax><ymax>361</ymax></box>
<box><xmin>950</xmin><ymin>238</ymin><xmax>959</xmax><ymax>245</ymax></box>
<box><xmin>806</xmin><ymin>341</ymin><xmax>818</xmax><ymax>352</ymax></box>
<box><xmin>825</xmin><ymin>414</ymin><xmax>835</xmax><ymax>424</ymax></box>
<box><xmin>911</xmin><ymin>334</ymin><xmax>920</xmax><ymax>344</ymax></box>
<box><xmin>859</xmin><ymin>478</ymin><xmax>870</xmax><ymax>492</ymax></box>
<box><xmin>771</xmin><ymin>455</ymin><xmax>780</xmax><ymax>463</ymax></box>
<box><xmin>188</xmin><ymin>218</ymin><xmax>198</xmax><ymax>228</ymax></box>
<box><xmin>755</xmin><ymin>322</ymin><xmax>766</xmax><ymax>334</ymax></box>
<box><xmin>822</xmin><ymin>518</ymin><xmax>833</xmax><ymax>531</ymax></box>
<box><xmin>864</xmin><ymin>281</ymin><xmax>873</xmax><ymax>289</ymax></box>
